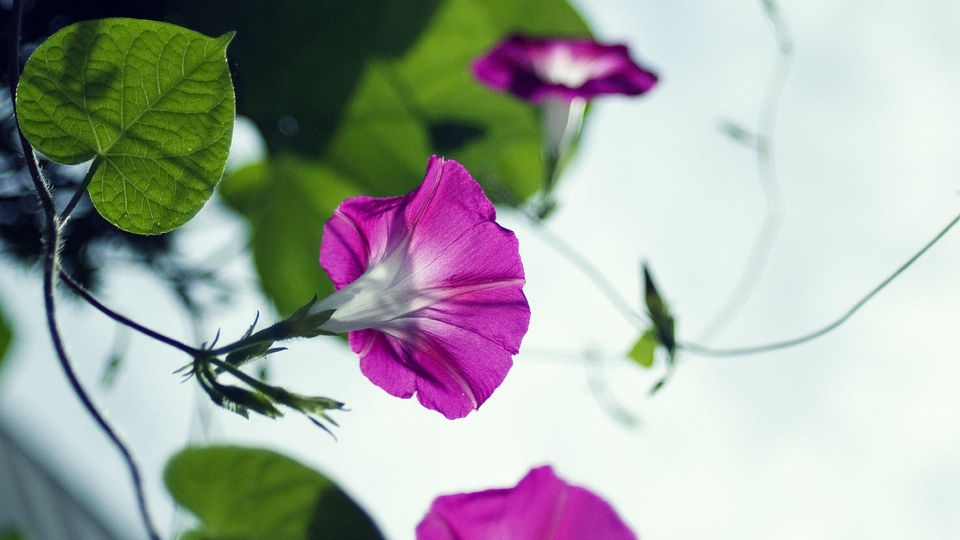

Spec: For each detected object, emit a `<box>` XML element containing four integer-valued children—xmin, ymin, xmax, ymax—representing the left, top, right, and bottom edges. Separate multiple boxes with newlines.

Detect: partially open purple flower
<box><xmin>472</xmin><ymin>35</ymin><xmax>657</xmax><ymax>103</ymax></box>
<box><xmin>417</xmin><ymin>465</ymin><xmax>637</xmax><ymax>540</ymax></box>
<box><xmin>311</xmin><ymin>156</ymin><xmax>530</xmax><ymax>419</ymax></box>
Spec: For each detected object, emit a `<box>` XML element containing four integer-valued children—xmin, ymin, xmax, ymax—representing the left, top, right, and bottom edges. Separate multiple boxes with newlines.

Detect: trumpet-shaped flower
<box><xmin>311</xmin><ymin>156</ymin><xmax>530</xmax><ymax>419</ymax></box>
<box><xmin>416</xmin><ymin>465</ymin><xmax>637</xmax><ymax>540</ymax></box>
<box><xmin>472</xmin><ymin>35</ymin><xmax>658</xmax><ymax>103</ymax></box>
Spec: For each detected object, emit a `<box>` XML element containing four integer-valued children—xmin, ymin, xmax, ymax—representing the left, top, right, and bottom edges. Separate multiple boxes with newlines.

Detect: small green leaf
<box><xmin>165</xmin><ymin>446</ymin><xmax>384</xmax><ymax>540</ymax></box>
<box><xmin>627</xmin><ymin>328</ymin><xmax>657</xmax><ymax>368</ymax></box>
<box><xmin>642</xmin><ymin>263</ymin><xmax>676</xmax><ymax>357</ymax></box>
<box><xmin>16</xmin><ymin>18</ymin><xmax>235</xmax><ymax>234</ymax></box>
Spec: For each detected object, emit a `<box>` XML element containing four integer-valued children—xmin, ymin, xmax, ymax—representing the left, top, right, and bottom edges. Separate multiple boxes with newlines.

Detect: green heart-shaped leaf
<box><xmin>165</xmin><ymin>445</ymin><xmax>384</xmax><ymax>540</ymax></box>
<box><xmin>16</xmin><ymin>18</ymin><xmax>235</xmax><ymax>234</ymax></box>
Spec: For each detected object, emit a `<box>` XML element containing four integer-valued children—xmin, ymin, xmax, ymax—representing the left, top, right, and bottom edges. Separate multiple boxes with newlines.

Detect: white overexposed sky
<box><xmin>2</xmin><ymin>0</ymin><xmax>960</xmax><ymax>539</ymax></box>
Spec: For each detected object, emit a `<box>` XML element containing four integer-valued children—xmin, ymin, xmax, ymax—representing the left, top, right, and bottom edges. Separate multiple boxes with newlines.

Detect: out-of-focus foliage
<box><xmin>627</xmin><ymin>328</ymin><xmax>656</xmax><ymax>368</ymax></box>
<box><xmin>0</xmin><ymin>528</ymin><xmax>25</xmax><ymax>540</ymax></box>
<box><xmin>165</xmin><ymin>446</ymin><xmax>384</xmax><ymax>540</ymax></box>
<box><xmin>0</xmin><ymin>301</ymin><xmax>10</xmax><ymax>373</ymax></box>
<box><xmin>180</xmin><ymin>0</ymin><xmax>591</xmax><ymax>314</ymax></box>
<box><xmin>16</xmin><ymin>19</ymin><xmax>236</xmax><ymax>234</ymax></box>
<box><xmin>0</xmin><ymin>295</ymin><xmax>10</xmax><ymax>353</ymax></box>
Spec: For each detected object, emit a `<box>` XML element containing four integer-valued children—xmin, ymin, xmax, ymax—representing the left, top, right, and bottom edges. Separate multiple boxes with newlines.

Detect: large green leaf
<box><xmin>165</xmin><ymin>446</ymin><xmax>384</xmax><ymax>540</ymax></box>
<box><xmin>16</xmin><ymin>18</ymin><xmax>235</xmax><ymax>234</ymax></box>
<box><xmin>201</xmin><ymin>0</ymin><xmax>589</xmax><ymax>314</ymax></box>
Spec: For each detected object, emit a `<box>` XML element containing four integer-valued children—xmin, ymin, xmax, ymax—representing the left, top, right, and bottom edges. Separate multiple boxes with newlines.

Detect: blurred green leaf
<box><xmin>16</xmin><ymin>18</ymin><xmax>235</xmax><ymax>234</ymax></box>
<box><xmin>627</xmin><ymin>328</ymin><xmax>657</xmax><ymax>368</ymax></box>
<box><xmin>642</xmin><ymin>263</ymin><xmax>676</xmax><ymax>358</ymax></box>
<box><xmin>165</xmin><ymin>446</ymin><xmax>384</xmax><ymax>540</ymax></box>
<box><xmin>0</xmin><ymin>300</ymin><xmax>11</xmax><ymax>374</ymax></box>
<box><xmin>195</xmin><ymin>0</ymin><xmax>589</xmax><ymax>314</ymax></box>
<box><xmin>0</xmin><ymin>528</ymin><xmax>25</xmax><ymax>540</ymax></box>
<box><xmin>219</xmin><ymin>157</ymin><xmax>361</xmax><ymax>314</ymax></box>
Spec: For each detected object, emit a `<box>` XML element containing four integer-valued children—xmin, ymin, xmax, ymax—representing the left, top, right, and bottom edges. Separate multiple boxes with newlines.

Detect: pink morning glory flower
<box><xmin>310</xmin><ymin>156</ymin><xmax>530</xmax><ymax>419</ymax></box>
<box><xmin>416</xmin><ymin>465</ymin><xmax>637</xmax><ymax>540</ymax></box>
<box><xmin>472</xmin><ymin>35</ymin><xmax>658</xmax><ymax>103</ymax></box>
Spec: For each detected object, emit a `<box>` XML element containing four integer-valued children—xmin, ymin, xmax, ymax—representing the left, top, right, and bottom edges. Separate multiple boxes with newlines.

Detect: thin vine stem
<box><xmin>59</xmin><ymin>270</ymin><xmax>200</xmax><ymax>357</ymax></box>
<box><xmin>681</xmin><ymin>209</ymin><xmax>960</xmax><ymax>357</ymax></box>
<box><xmin>7</xmin><ymin>2</ymin><xmax>160</xmax><ymax>538</ymax></box>
<box><xmin>695</xmin><ymin>0</ymin><xmax>793</xmax><ymax>343</ymax></box>
<box><xmin>523</xmin><ymin>215</ymin><xmax>648</xmax><ymax>329</ymax></box>
<box><xmin>59</xmin><ymin>269</ymin><xmax>293</xmax><ymax>360</ymax></box>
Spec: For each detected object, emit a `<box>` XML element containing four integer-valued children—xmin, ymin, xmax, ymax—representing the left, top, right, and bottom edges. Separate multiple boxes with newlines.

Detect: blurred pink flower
<box><xmin>472</xmin><ymin>35</ymin><xmax>657</xmax><ymax>103</ymax></box>
<box><xmin>417</xmin><ymin>465</ymin><xmax>637</xmax><ymax>540</ymax></box>
<box><xmin>311</xmin><ymin>156</ymin><xmax>530</xmax><ymax>419</ymax></box>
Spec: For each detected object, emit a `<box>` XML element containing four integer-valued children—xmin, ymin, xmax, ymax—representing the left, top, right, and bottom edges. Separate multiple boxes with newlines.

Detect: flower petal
<box><xmin>319</xmin><ymin>156</ymin><xmax>530</xmax><ymax>418</ymax></box>
<box><xmin>472</xmin><ymin>35</ymin><xmax>657</xmax><ymax>103</ymax></box>
<box><xmin>351</xmin><ymin>302</ymin><xmax>519</xmax><ymax>419</ymax></box>
<box><xmin>319</xmin><ymin>194</ymin><xmax>406</xmax><ymax>289</ymax></box>
<box><xmin>417</xmin><ymin>466</ymin><xmax>637</xmax><ymax>540</ymax></box>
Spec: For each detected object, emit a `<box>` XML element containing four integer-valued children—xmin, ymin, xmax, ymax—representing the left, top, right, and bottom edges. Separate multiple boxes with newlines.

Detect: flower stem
<box><xmin>59</xmin><ymin>270</ymin><xmax>201</xmax><ymax>357</ymax></box>
<box><xmin>681</xmin><ymin>209</ymin><xmax>960</xmax><ymax>357</ymax></box>
<box><xmin>7</xmin><ymin>2</ymin><xmax>159</xmax><ymax>538</ymax></box>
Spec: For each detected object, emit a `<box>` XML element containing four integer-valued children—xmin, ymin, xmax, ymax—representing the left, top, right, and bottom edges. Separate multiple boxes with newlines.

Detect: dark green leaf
<box><xmin>627</xmin><ymin>328</ymin><xmax>657</xmax><ymax>368</ymax></box>
<box><xmin>16</xmin><ymin>18</ymin><xmax>235</xmax><ymax>234</ymax></box>
<box><xmin>165</xmin><ymin>446</ymin><xmax>384</xmax><ymax>540</ymax></box>
<box><xmin>643</xmin><ymin>263</ymin><xmax>676</xmax><ymax>357</ymax></box>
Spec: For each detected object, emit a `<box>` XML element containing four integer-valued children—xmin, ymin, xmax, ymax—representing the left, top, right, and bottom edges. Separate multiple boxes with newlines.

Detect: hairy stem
<box><xmin>7</xmin><ymin>3</ymin><xmax>159</xmax><ymax>538</ymax></box>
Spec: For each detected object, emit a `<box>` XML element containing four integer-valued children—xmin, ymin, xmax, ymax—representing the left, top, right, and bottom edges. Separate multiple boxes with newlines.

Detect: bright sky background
<box><xmin>2</xmin><ymin>0</ymin><xmax>960</xmax><ymax>539</ymax></box>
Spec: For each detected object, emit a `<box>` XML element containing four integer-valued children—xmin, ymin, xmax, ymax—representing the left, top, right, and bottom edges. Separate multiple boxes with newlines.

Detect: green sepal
<box><xmin>208</xmin><ymin>357</ymin><xmax>345</xmax><ymax>435</ymax></box>
<box><xmin>195</xmin><ymin>363</ymin><xmax>281</xmax><ymax>419</ymax></box>
<box><xmin>284</xmin><ymin>296</ymin><xmax>336</xmax><ymax>338</ymax></box>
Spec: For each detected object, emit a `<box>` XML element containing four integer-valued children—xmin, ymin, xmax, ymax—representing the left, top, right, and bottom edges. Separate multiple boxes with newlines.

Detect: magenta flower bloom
<box><xmin>311</xmin><ymin>156</ymin><xmax>530</xmax><ymax>419</ymax></box>
<box><xmin>472</xmin><ymin>35</ymin><xmax>658</xmax><ymax>103</ymax></box>
<box><xmin>417</xmin><ymin>465</ymin><xmax>637</xmax><ymax>540</ymax></box>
